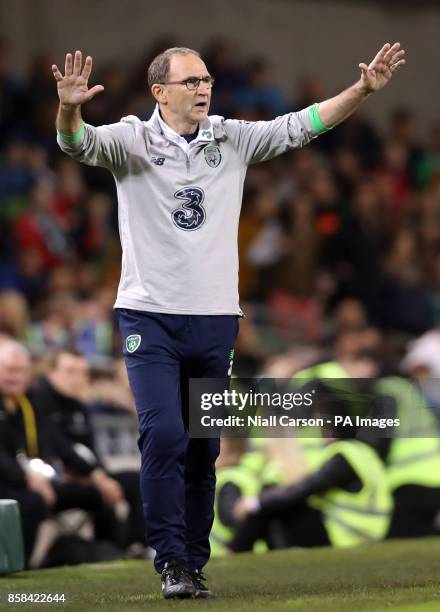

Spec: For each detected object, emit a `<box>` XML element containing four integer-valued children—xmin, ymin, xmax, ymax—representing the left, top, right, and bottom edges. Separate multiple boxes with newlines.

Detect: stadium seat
<box><xmin>0</xmin><ymin>499</ymin><xmax>25</xmax><ymax>574</ymax></box>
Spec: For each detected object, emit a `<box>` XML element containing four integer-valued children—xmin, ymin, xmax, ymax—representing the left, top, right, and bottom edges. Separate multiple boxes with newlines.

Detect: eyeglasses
<box><xmin>159</xmin><ymin>76</ymin><xmax>215</xmax><ymax>90</ymax></box>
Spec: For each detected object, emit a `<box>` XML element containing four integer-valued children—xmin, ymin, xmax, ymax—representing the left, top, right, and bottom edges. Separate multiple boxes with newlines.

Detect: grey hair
<box><xmin>147</xmin><ymin>47</ymin><xmax>201</xmax><ymax>88</ymax></box>
<box><xmin>0</xmin><ymin>339</ymin><xmax>30</xmax><ymax>361</ymax></box>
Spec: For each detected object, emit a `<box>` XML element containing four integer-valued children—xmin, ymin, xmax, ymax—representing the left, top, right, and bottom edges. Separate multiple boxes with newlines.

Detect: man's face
<box><xmin>0</xmin><ymin>350</ymin><xmax>31</xmax><ymax>397</ymax></box>
<box><xmin>160</xmin><ymin>54</ymin><xmax>212</xmax><ymax>125</ymax></box>
<box><xmin>50</xmin><ymin>353</ymin><xmax>90</xmax><ymax>399</ymax></box>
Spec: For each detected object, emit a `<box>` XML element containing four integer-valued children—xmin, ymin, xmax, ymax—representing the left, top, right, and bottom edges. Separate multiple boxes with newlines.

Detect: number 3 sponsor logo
<box><xmin>172</xmin><ymin>186</ymin><xmax>206</xmax><ymax>231</ymax></box>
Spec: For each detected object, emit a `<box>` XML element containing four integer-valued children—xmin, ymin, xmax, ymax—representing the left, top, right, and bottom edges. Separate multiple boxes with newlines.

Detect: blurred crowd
<box><xmin>1</xmin><ymin>36</ymin><xmax>440</xmax><ymax>568</ymax></box>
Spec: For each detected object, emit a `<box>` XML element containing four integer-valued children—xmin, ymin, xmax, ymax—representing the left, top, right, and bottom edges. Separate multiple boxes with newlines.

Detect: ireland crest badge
<box><xmin>204</xmin><ymin>145</ymin><xmax>222</xmax><ymax>168</ymax></box>
<box><xmin>126</xmin><ymin>334</ymin><xmax>141</xmax><ymax>353</ymax></box>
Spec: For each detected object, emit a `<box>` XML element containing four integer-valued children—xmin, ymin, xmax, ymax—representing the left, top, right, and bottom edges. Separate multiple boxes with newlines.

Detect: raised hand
<box><xmin>52</xmin><ymin>50</ymin><xmax>104</xmax><ymax>107</ymax></box>
<box><xmin>359</xmin><ymin>42</ymin><xmax>406</xmax><ymax>93</ymax></box>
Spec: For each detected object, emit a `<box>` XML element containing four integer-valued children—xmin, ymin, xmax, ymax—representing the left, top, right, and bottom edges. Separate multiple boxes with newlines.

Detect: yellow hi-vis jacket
<box><xmin>239</xmin><ymin>451</ymin><xmax>285</xmax><ymax>487</ymax></box>
<box><xmin>211</xmin><ymin>452</ymin><xmax>284</xmax><ymax>556</ymax></box>
<box><xmin>308</xmin><ymin>439</ymin><xmax>393</xmax><ymax>547</ymax></box>
<box><xmin>374</xmin><ymin>377</ymin><xmax>440</xmax><ymax>491</ymax></box>
<box><xmin>210</xmin><ymin>463</ymin><xmax>260</xmax><ymax>556</ymax></box>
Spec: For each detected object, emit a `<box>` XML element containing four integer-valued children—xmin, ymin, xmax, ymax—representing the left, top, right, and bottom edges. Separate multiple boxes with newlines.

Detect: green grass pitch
<box><xmin>1</xmin><ymin>539</ymin><xmax>439</xmax><ymax>611</ymax></box>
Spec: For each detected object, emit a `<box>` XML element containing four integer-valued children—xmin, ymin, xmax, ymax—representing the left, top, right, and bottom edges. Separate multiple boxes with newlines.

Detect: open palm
<box><xmin>359</xmin><ymin>42</ymin><xmax>406</xmax><ymax>93</ymax></box>
<box><xmin>52</xmin><ymin>50</ymin><xmax>104</xmax><ymax>106</ymax></box>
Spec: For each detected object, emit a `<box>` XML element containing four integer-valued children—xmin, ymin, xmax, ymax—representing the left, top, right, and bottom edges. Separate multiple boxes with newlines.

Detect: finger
<box><xmin>65</xmin><ymin>53</ymin><xmax>73</xmax><ymax>76</ymax></box>
<box><xmin>369</xmin><ymin>43</ymin><xmax>391</xmax><ymax>68</ymax></box>
<box><xmin>383</xmin><ymin>42</ymin><xmax>400</xmax><ymax>63</ymax></box>
<box><xmin>85</xmin><ymin>84</ymin><xmax>104</xmax><ymax>101</ymax></box>
<box><xmin>359</xmin><ymin>63</ymin><xmax>370</xmax><ymax>80</ymax></box>
<box><xmin>390</xmin><ymin>59</ymin><xmax>406</xmax><ymax>72</ymax></box>
<box><xmin>81</xmin><ymin>55</ymin><xmax>93</xmax><ymax>81</ymax></box>
<box><xmin>52</xmin><ymin>64</ymin><xmax>63</xmax><ymax>82</ymax></box>
<box><xmin>73</xmin><ymin>50</ymin><xmax>82</xmax><ymax>76</ymax></box>
<box><xmin>390</xmin><ymin>50</ymin><xmax>405</xmax><ymax>65</ymax></box>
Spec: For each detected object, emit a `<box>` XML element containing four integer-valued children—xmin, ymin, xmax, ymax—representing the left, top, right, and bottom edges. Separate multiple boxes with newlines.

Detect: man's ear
<box><xmin>151</xmin><ymin>84</ymin><xmax>167</xmax><ymax>105</ymax></box>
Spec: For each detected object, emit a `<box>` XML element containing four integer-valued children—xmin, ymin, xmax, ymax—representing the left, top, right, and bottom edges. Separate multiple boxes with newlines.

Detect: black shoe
<box><xmin>161</xmin><ymin>560</ymin><xmax>196</xmax><ymax>599</ymax></box>
<box><xmin>191</xmin><ymin>569</ymin><xmax>215</xmax><ymax>599</ymax></box>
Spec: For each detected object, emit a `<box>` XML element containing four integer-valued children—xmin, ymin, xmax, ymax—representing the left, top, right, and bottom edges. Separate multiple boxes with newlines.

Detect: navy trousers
<box><xmin>117</xmin><ymin>309</ymin><xmax>238</xmax><ymax>572</ymax></box>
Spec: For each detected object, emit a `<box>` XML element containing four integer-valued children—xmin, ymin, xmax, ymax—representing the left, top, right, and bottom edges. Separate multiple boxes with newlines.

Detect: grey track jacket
<box><xmin>57</xmin><ymin>105</ymin><xmax>321</xmax><ymax>315</ymax></box>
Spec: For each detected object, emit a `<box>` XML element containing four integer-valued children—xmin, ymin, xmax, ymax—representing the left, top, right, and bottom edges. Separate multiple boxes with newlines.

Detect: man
<box><xmin>370</xmin><ymin>377</ymin><xmax>440</xmax><ymax>539</ymax></box>
<box><xmin>294</xmin><ymin>351</ymin><xmax>440</xmax><ymax>538</ymax></box>
<box><xmin>0</xmin><ymin>340</ymin><xmax>121</xmax><ymax>564</ymax></box>
<box><xmin>230</xmin><ymin>436</ymin><xmax>392</xmax><ymax>552</ymax></box>
<box><xmin>0</xmin><ymin>340</ymin><xmax>49</xmax><ymax>564</ymax></box>
<box><xmin>52</xmin><ymin>42</ymin><xmax>405</xmax><ymax>598</ymax></box>
<box><xmin>31</xmin><ymin>349</ymin><xmax>145</xmax><ymax>549</ymax></box>
<box><xmin>211</xmin><ymin>438</ymin><xmax>285</xmax><ymax>555</ymax></box>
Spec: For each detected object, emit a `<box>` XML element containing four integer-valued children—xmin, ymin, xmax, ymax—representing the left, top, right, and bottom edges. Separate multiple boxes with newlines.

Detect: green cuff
<box><xmin>309</xmin><ymin>103</ymin><xmax>331</xmax><ymax>134</ymax></box>
<box><xmin>57</xmin><ymin>122</ymin><xmax>85</xmax><ymax>143</ymax></box>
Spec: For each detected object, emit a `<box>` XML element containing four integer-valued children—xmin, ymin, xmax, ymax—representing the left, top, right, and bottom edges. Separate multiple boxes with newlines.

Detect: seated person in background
<box><xmin>295</xmin><ymin>359</ymin><xmax>440</xmax><ymax>539</ymax></box>
<box><xmin>211</xmin><ymin>437</ymin><xmax>285</xmax><ymax>555</ymax></box>
<box><xmin>0</xmin><ymin>340</ymin><xmax>121</xmax><ymax>564</ymax></box>
<box><xmin>230</xmin><ymin>407</ymin><xmax>392</xmax><ymax>552</ymax></box>
<box><xmin>365</xmin><ymin>377</ymin><xmax>440</xmax><ymax>539</ymax></box>
<box><xmin>292</xmin><ymin>337</ymin><xmax>440</xmax><ymax>538</ymax></box>
<box><xmin>31</xmin><ymin>349</ymin><xmax>144</xmax><ymax>550</ymax></box>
